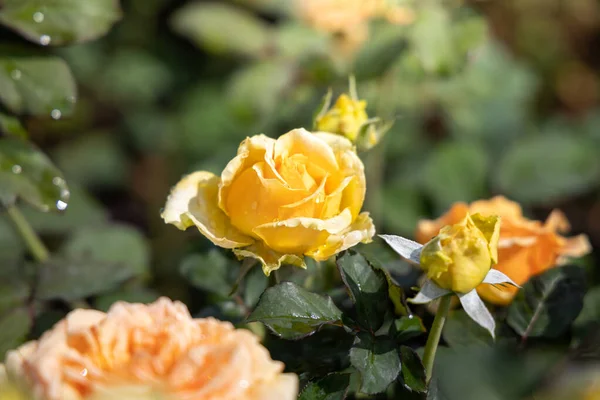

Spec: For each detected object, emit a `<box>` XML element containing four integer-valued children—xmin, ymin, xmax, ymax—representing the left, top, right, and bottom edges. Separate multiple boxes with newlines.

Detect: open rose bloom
<box><xmin>1</xmin><ymin>298</ymin><xmax>297</xmax><ymax>400</ymax></box>
<box><xmin>162</xmin><ymin>128</ymin><xmax>375</xmax><ymax>274</ymax></box>
<box><xmin>416</xmin><ymin>196</ymin><xmax>591</xmax><ymax>305</ymax></box>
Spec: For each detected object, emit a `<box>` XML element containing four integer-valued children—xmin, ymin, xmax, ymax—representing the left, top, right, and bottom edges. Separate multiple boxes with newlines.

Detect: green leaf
<box><xmin>0</xmin><ymin>307</ymin><xmax>31</xmax><ymax>359</ymax></box>
<box><xmin>94</xmin><ymin>287</ymin><xmax>161</xmax><ymax>312</ymax></box>
<box><xmin>392</xmin><ymin>316</ymin><xmax>426</xmax><ymax>343</ymax></box>
<box><xmin>227</xmin><ymin>60</ymin><xmax>293</xmax><ymax>124</ymax></box>
<box><xmin>17</xmin><ymin>184</ymin><xmax>108</xmax><ymax>235</ymax></box>
<box><xmin>442</xmin><ymin>310</ymin><xmax>493</xmax><ymax>348</ymax></box>
<box><xmin>353</xmin><ymin>24</ymin><xmax>407</xmax><ymax>79</ymax></box>
<box><xmin>0</xmin><ymin>0</ymin><xmax>122</xmax><ymax>46</ymax></box>
<box><xmin>52</xmin><ymin>132</ymin><xmax>129</xmax><ymax>190</ymax></box>
<box><xmin>299</xmin><ymin>373</ymin><xmax>351</xmax><ymax>400</ymax></box>
<box><xmin>507</xmin><ymin>266</ymin><xmax>586</xmax><ymax>339</ymax></box>
<box><xmin>243</xmin><ymin>266</ymin><xmax>268</xmax><ymax>307</ymax></box>
<box><xmin>0</xmin><ymin>55</ymin><xmax>76</xmax><ymax>117</ymax></box>
<box><xmin>35</xmin><ymin>225</ymin><xmax>149</xmax><ymax>301</ymax></box>
<box><xmin>422</xmin><ymin>141</ymin><xmax>489</xmax><ymax>212</ymax></box>
<box><xmin>0</xmin><ymin>136</ymin><xmax>70</xmax><ymax>211</ymax></box>
<box><xmin>61</xmin><ymin>224</ymin><xmax>150</xmax><ymax>278</ymax></box>
<box><xmin>410</xmin><ymin>5</ymin><xmax>458</xmax><ymax>74</ymax></box>
<box><xmin>574</xmin><ymin>286</ymin><xmax>600</xmax><ymax>337</ymax></box>
<box><xmin>170</xmin><ymin>2</ymin><xmax>270</xmax><ymax>58</ymax></box>
<box><xmin>0</xmin><ymin>275</ymin><xmax>30</xmax><ymax>316</ymax></box>
<box><xmin>247</xmin><ymin>282</ymin><xmax>343</xmax><ymax>339</ymax></box>
<box><xmin>495</xmin><ymin>134</ymin><xmax>600</xmax><ymax>204</ymax></box>
<box><xmin>0</xmin><ymin>112</ymin><xmax>27</xmax><ymax>138</ymax></box>
<box><xmin>35</xmin><ymin>257</ymin><xmax>137</xmax><ymax>301</ymax></box>
<box><xmin>180</xmin><ymin>250</ymin><xmax>232</xmax><ymax>297</ymax></box>
<box><xmin>350</xmin><ymin>332</ymin><xmax>401</xmax><ymax>394</ymax></box>
<box><xmin>399</xmin><ymin>346</ymin><xmax>427</xmax><ymax>393</ymax></box>
<box><xmin>336</xmin><ymin>251</ymin><xmax>390</xmax><ymax>331</ymax></box>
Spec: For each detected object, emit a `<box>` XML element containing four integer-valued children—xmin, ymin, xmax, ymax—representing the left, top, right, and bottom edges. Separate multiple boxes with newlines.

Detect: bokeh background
<box><xmin>1</xmin><ymin>0</ymin><xmax>600</xmax><ymax>398</ymax></box>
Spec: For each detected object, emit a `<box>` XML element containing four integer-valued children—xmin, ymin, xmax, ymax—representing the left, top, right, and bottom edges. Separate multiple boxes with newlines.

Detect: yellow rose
<box><xmin>315</xmin><ymin>94</ymin><xmax>369</xmax><ymax>142</ymax></box>
<box><xmin>2</xmin><ymin>298</ymin><xmax>298</xmax><ymax>400</ymax></box>
<box><xmin>420</xmin><ymin>213</ymin><xmax>500</xmax><ymax>293</ymax></box>
<box><xmin>162</xmin><ymin>128</ymin><xmax>375</xmax><ymax>275</ymax></box>
<box><xmin>416</xmin><ymin>196</ymin><xmax>591</xmax><ymax>304</ymax></box>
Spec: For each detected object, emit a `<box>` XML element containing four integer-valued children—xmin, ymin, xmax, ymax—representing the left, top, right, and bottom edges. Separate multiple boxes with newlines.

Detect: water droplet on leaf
<box><xmin>50</xmin><ymin>109</ymin><xmax>61</xmax><ymax>120</ymax></box>
<box><xmin>10</xmin><ymin>70</ymin><xmax>21</xmax><ymax>80</ymax></box>
<box><xmin>39</xmin><ymin>35</ymin><xmax>51</xmax><ymax>46</ymax></box>
<box><xmin>56</xmin><ymin>200</ymin><xmax>67</xmax><ymax>211</ymax></box>
<box><xmin>52</xmin><ymin>176</ymin><xmax>64</xmax><ymax>186</ymax></box>
<box><xmin>33</xmin><ymin>12</ymin><xmax>44</xmax><ymax>23</ymax></box>
<box><xmin>11</xmin><ymin>165</ymin><xmax>22</xmax><ymax>174</ymax></box>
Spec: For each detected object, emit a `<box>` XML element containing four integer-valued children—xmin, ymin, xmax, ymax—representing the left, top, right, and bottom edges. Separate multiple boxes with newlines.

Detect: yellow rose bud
<box><xmin>162</xmin><ymin>128</ymin><xmax>375</xmax><ymax>274</ymax></box>
<box><xmin>419</xmin><ymin>213</ymin><xmax>500</xmax><ymax>293</ymax></box>
<box><xmin>315</xmin><ymin>94</ymin><xmax>369</xmax><ymax>142</ymax></box>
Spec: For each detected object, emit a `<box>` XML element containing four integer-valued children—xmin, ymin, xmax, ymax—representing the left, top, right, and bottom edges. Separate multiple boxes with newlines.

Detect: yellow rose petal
<box><xmin>226</xmin><ymin>164</ymin><xmax>309</xmax><ymax>237</ymax></box>
<box><xmin>253</xmin><ymin>208</ymin><xmax>354</xmax><ymax>255</ymax></box>
<box><xmin>219</xmin><ymin>134</ymin><xmax>277</xmax><ymax>213</ymax></box>
<box><xmin>233</xmin><ymin>242</ymin><xmax>306</xmax><ymax>275</ymax></box>
<box><xmin>307</xmin><ymin>212</ymin><xmax>375</xmax><ymax>260</ymax></box>
<box><xmin>274</xmin><ymin>128</ymin><xmax>339</xmax><ymax>183</ymax></box>
<box><xmin>420</xmin><ymin>213</ymin><xmax>499</xmax><ymax>294</ymax></box>
<box><xmin>162</xmin><ymin>171</ymin><xmax>254</xmax><ymax>248</ymax></box>
<box><xmin>470</xmin><ymin>213</ymin><xmax>501</xmax><ymax>264</ymax></box>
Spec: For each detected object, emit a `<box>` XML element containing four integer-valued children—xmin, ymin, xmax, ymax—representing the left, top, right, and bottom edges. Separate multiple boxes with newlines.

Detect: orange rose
<box><xmin>416</xmin><ymin>196</ymin><xmax>591</xmax><ymax>305</ymax></box>
<box><xmin>2</xmin><ymin>298</ymin><xmax>297</xmax><ymax>400</ymax></box>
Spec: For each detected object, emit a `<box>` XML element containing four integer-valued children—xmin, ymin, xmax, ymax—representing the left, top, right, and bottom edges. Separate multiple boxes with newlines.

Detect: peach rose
<box><xmin>295</xmin><ymin>0</ymin><xmax>414</xmax><ymax>55</ymax></box>
<box><xmin>416</xmin><ymin>196</ymin><xmax>591</xmax><ymax>305</ymax></box>
<box><xmin>162</xmin><ymin>129</ymin><xmax>375</xmax><ymax>275</ymax></box>
<box><xmin>2</xmin><ymin>298</ymin><xmax>297</xmax><ymax>400</ymax></box>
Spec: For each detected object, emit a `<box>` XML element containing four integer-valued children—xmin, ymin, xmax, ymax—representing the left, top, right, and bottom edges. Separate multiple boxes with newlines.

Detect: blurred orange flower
<box><xmin>2</xmin><ymin>298</ymin><xmax>297</xmax><ymax>400</ymax></box>
<box><xmin>296</xmin><ymin>0</ymin><xmax>415</xmax><ymax>54</ymax></box>
<box><xmin>416</xmin><ymin>196</ymin><xmax>591</xmax><ymax>305</ymax></box>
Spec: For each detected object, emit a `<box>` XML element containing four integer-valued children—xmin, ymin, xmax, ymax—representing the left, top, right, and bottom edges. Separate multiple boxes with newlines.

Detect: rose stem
<box><xmin>6</xmin><ymin>205</ymin><xmax>49</xmax><ymax>263</ymax></box>
<box><xmin>422</xmin><ymin>294</ymin><xmax>452</xmax><ymax>383</ymax></box>
<box><xmin>6</xmin><ymin>205</ymin><xmax>90</xmax><ymax>309</ymax></box>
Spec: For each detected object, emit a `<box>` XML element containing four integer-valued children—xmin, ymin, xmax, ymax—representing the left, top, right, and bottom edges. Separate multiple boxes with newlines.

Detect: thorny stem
<box><xmin>422</xmin><ymin>295</ymin><xmax>452</xmax><ymax>383</ymax></box>
<box><xmin>6</xmin><ymin>205</ymin><xmax>49</xmax><ymax>262</ymax></box>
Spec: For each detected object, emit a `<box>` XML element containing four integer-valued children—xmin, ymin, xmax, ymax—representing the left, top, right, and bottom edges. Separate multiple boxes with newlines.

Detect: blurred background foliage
<box><xmin>1</xmin><ymin>0</ymin><xmax>600</xmax><ymax>399</ymax></box>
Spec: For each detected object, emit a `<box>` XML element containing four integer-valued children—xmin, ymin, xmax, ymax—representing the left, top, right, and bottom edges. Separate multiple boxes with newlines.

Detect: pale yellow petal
<box><xmin>249</xmin><ymin>374</ymin><xmax>299</xmax><ymax>400</ymax></box>
<box><xmin>233</xmin><ymin>243</ymin><xmax>306</xmax><ymax>276</ymax></box>
<box><xmin>253</xmin><ymin>208</ymin><xmax>354</xmax><ymax>254</ymax></box>
<box><xmin>219</xmin><ymin>135</ymin><xmax>277</xmax><ymax>213</ymax></box>
<box><xmin>161</xmin><ymin>171</ymin><xmax>208</xmax><ymax>230</ymax></box>
<box><xmin>162</xmin><ymin>171</ymin><xmax>253</xmax><ymax>248</ymax></box>
<box><xmin>312</xmin><ymin>131</ymin><xmax>355</xmax><ymax>153</ymax></box>
<box><xmin>306</xmin><ymin>212</ymin><xmax>375</xmax><ymax>260</ymax></box>
<box><xmin>559</xmin><ymin>234</ymin><xmax>592</xmax><ymax>261</ymax></box>
<box><xmin>544</xmin><ymin>209</ymin><xmax>571</xmax><ymax>233</ymax></box>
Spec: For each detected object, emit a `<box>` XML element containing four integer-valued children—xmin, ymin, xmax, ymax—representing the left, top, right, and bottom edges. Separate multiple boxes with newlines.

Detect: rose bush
<box><xmin>416</xmin><ymin>196</ymin><xmax>591</xmax><ymax>304</ymax></box>
<box><xmin>1</xmin><ymin>298</ymin><xmax>297</xmax><ymax>400</ymax></box>
<box><xmin>162</xmin><ymin>128</ymin><xmax>375</xmax><ymax>274</ymax></box>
